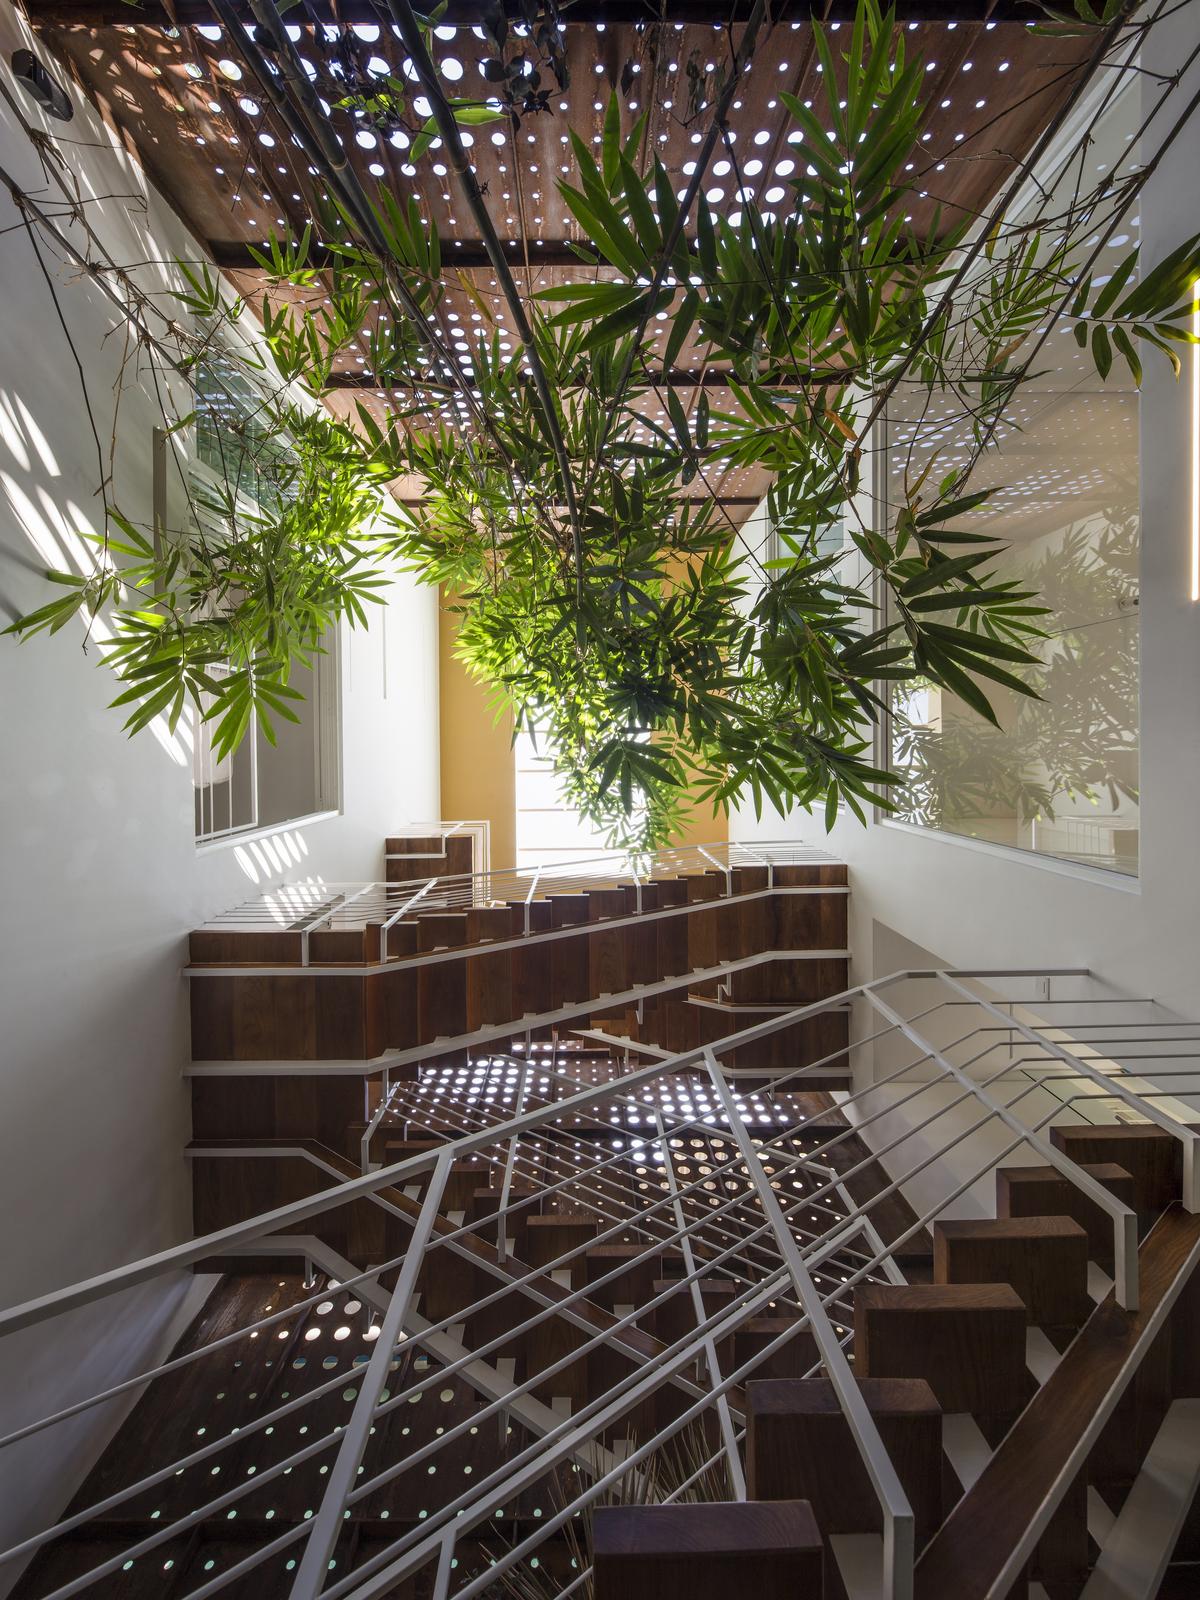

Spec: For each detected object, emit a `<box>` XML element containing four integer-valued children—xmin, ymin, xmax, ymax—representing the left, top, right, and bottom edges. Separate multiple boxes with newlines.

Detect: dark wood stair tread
<box><xmin>1048</xmin><ymin>1124</ymin><xmax>1188</xmax><ymax>1215</ymax></box>
<box><xmin>997</xmin><ymin>1161</ymin><xmax>1137</xmax><ymax>1271</ymax></box>
<box><xmin>913</xmin><ymin>1206</ymin><xmax>1200</xmax><ymax>1600</ymax></box>
<box><xmin>592</xmin><ymin>1499</ymin><xmax>824</xmax><ymax>1598</ymax></box>
<box><xmin>933</xmin><ymin>1215</ymin><xmax>1090</xmax><ymax>1327</ymax></box>
<box><xmin>855</xmin><ymin>1282</ymin><xmax>1028</xmax><ymax>1418</ymax></box>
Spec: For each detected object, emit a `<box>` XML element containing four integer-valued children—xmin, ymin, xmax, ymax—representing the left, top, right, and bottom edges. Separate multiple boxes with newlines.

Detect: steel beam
<box><xmin>31</xmin><ymin>2</ymin><xmax>1050</xmax><ymax>29</ymax></box>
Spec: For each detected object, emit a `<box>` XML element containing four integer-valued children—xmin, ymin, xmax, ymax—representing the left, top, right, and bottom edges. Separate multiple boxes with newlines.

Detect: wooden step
<box><xmin>735</xmin><ymin>1317</ymin><xmax>819</xmax><ymax>1383</ymax></box>
<box><xmin>547</xmin><ymin>893</ymin><xmax>591</xmax><ymax>1008</ymax></box>
<box><xmin>524</xmin><ymin>1213</ymin><xmax>601</xmax><ymax>1278</ymax></box>
<box><xmin>933</xmin><ymin>1216</ymin><xmax>1091</xmax><ymax>1330</ymax></box>
<box><xmin>997</xmin><ymin>1162</ymin><xmax>1137</xmax><ymax>1273</ymax></box>
<box><xmin>507</xmin><ymin>897</ymin><xmax>554</xmax><ymax>1017</ymax></box>
<box><xmin>649</xmin><ymin>878</ymin><xmax>690</xmax><ymax>977</ymax></box>
<box><xmin>588</xmin><ymin>887</ymin><xmax>632</xmax><ymax>1006</ymax></box>
<box><xmin>465</xmin><ymin>905</ymin><xmax>513</xmax><ymax>1028</ymax></box>
<box><xmin>651</xmin><ymin>1276</ymin><xmax>739</xmax><ymax>1351</ymax></box>
<box><xmin>854</xmin><ymin>1282</ymin><xmax>1028</xmax><ymax>1420</ymax></box>
<box><xmin>584</xmin><ymin>1241</ymin><xmax>670</xmax><ymax>1311</ymax></box>
<box><xmin>913</xmin><ymin>1207</ymin><xmax>1200</xmax><ymax>1600</ymax></box>
<box><xmin>747</xmin><ymin>1377</ymin><xmax>943</xmax><ymax>1552</ymax></box>
<box><xmin>416</xmin><ymin>911</ymin><xmax>469</xmax><ymax>1057</ymax></box>
<box><xmin>1049</xmin><ymin>1124</ymin><xmax>1184</xmax><ymax>1216</ymax></box>
<box><xmin>592</xmin><ymin>1500</ymin><xmax>824</xmax><ymax>1600</ymax></box>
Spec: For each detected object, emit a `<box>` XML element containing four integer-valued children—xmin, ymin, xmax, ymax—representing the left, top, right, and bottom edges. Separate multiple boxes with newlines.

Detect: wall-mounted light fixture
<box><xmin>10</xmin><ymin>48</ymin><xmax>73</xmax><ymax>122</ymax></box>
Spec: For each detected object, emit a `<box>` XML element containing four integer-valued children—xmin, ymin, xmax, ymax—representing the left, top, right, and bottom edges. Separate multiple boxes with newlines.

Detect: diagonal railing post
<box><xmin>430</xmin><ymin>1528</ymin><xmax>456</xmax><ymax>1600</ymax></box>
<box><xmin>653</xmin><ymin>1109</ymin><xmax>746</xmax><ymax>1499</ymax></box>
<box><xmin>379</xmin><ymin>876</ymin><xmax>439</xmax><ymax>961</ymax></box>
<box><xmin>496</xmin><ymin>1056</ymin><xmax>530</xmax><ymax>1264</ymax></box>
<box><xmin>698</xmin><ymin>844</ymin><xmax>733</xmax><ymax>898</ymax></box>
<box><xmin>935</xmin><ymin>969</ymin><xmax>1200</xmax><ymax>1215</ymax></box>
<box><xmin>289</xmin><ymin>1148</ymin><xmax>453</xmax><ymax>1600</ymax></box>
<box><xmin>701</xmin><ymin>1048</ymin><xmax>915</xmax><ymax>1600</ymax></box>
<box><xmin>523</xmin><ymin>866</ymin><xmax>541</xmax><ymax>935</ymax></box>
<box><xmin>360</xmin><ymin>1077</ymin><xmax>399</xmax><ymax>1174</ymax></box>
<box><xmin>865</xmin><ymin>981</ymin><xmax>1141</xmax><ymax>1310</ymax></box>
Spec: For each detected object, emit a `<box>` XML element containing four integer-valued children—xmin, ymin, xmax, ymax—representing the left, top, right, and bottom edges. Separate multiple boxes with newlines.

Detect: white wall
<box><xmin>733</xmin><ymin>5</ymin><xmax>1200</xmax><ymax>1024</ymax></box>
<box><xmin>0</xmin><ymin>2</ymin><xmax>439</xmax><ymax>1571</ymax></box>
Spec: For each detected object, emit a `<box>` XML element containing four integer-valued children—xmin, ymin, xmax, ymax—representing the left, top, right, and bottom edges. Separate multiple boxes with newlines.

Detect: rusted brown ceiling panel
<box><xmin>27</xmin><ymin>3</ymin><xmax>1080</xmax><ymax>25</ymax></box>
<box><xmin>28</xmin><ymin>12</ymin><xmax>1094</xmax><ymax>525</ymax></box>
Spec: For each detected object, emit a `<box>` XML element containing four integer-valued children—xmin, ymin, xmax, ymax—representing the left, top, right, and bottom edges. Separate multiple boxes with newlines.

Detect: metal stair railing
<box><xmin>3</xmin><ymin>969</ymin><xmax>1199</xmax><ymax>1600</ymax></box>
<box><xmin>195</xmin><ymin>838</ymin><xmax>838</xmax><ymax>964</ymax></box>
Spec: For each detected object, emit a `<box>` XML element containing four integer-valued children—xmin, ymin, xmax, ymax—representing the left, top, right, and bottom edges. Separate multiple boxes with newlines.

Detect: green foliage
<box><xmin>892</xmin><ymin>518</ymin><xmax>1140</xmax><ymax>837</ymax></box>
<box><xmin>6</xmin><ymin>0</ymin><xmax>1197</xmax><ymax>852</ymax></box>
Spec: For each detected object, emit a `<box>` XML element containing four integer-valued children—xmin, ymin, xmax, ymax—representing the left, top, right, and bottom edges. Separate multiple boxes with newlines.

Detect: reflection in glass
<box><xmin>883</xmin><ymin>71</ymin><xmax>1141</xmax><ymax>876</ymax></box>
<box><xmin>889</xmin><ymin>515</ymin><xmax>1139</xmax><ymax>874</ymax></box>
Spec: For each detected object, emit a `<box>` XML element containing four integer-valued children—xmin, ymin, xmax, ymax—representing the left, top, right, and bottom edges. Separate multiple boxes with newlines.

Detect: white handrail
<box><xmin>198</xmin><ymin>839</ymin><xmax>837</xmax><ymax>936</ymax></box>
<box><xmin>703</xmin><ymin>1047</ymin><xmax>916</xmax><ymax>1600</ymax></box>
<box><xmin>3</xmin><ymin>967</ymin><xmax>1194</xmax><ymax>1600</ymax></box>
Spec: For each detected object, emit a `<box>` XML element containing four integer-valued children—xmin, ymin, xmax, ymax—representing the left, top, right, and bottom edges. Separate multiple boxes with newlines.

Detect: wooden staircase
<box><xmin>187</xmin><ymin>852</ymin><xmax>849</xmax><ymax>1074</ymax></box>
<box><xmin>22</xmin><ymin>1118</ymin><xmax>1200</xmax><ymax>1599</ymax></box>
<box><xmin>186</xmin><ymin>842</ymin><xmax>852</xmax><ymax>1227</ymax></box>
<box><xmin>611</xmin><ymin>1123</ymin><xmax>1200</xmax><ymax>1600</ymax></box>
<box><xmin>13</xmin><ymin>860</ymin><xmax>1200</xmax><ymax>1600</ymax></box>
<box><xmin>21</xmin><ymin>1048</ymin><xmax>1200</xmax><ymax>1600</ymax></box>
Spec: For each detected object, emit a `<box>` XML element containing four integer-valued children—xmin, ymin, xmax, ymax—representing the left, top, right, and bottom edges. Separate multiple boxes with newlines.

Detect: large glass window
<box><xmin>187</xmin><ymin>357</ymin><xmax>340</xmax><ymax>844</ymax></box>
<box><xmin>884</xmin><ymin>81</ymin><xmax>1140</xmax><ymax>876</ymax></box>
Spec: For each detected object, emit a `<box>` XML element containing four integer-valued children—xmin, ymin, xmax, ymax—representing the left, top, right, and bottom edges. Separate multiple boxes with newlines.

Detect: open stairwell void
<box><xmin>3</xmin><ymin>841</ymin><xmax>1200</xmax><ymax>1600</ymax></box>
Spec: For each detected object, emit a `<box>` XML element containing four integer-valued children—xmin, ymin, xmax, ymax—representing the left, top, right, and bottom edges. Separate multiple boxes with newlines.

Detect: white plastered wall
<box><xmin>0</xmin><ymin>2</ymin><xmax>439</xmax><ymax>1573</ymax></box>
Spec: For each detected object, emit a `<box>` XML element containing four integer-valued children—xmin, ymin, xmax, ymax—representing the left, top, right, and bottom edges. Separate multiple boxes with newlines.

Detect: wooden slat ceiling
<box><xmin>29</xmin><ymin>3</ymin><xmax>1095</xmax><ymax>516</ymax></box>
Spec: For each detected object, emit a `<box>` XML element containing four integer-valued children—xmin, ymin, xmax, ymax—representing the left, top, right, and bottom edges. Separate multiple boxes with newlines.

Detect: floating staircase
<box><xmin>4</xmin><ymin>873</ymin><xmax>1200</xmax><ymax>1600</ymax></box>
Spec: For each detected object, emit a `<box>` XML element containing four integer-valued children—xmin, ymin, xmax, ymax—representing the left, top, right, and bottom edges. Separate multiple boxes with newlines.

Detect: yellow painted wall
<box><xmin>673</xmin><ymin>794</ymin><xmax>729</xmax><ymax>849</ymax></box>
<box><xmin>438</xmin><ymin>586</ymin><xmax>727</xmax><ymax>869</ymax></box>
<box><xmin>438</xmin><ymin>591</ymin><xmax>516</xmax><ymax>872</ymax></box>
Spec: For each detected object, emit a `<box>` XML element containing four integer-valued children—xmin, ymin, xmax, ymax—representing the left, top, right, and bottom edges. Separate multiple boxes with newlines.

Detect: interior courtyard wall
<box><xmin>0</xmin><ymin>5</ymin><xmax>439</xmax><ymax>1566</ymax></box>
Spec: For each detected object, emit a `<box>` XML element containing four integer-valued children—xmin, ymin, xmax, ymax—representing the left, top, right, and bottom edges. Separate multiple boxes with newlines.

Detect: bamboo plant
<box><xmin>5</xmin><ymin>0</ymin><xmax>1197</xmax><ymax>851</ymax></box>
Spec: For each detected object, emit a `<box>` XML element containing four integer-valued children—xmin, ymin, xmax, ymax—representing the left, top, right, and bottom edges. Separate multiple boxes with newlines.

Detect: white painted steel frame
<box><xmin>3</xmin><ymin>967</ymin><xmax>1197</xmax><ymax>1600</ymax></box>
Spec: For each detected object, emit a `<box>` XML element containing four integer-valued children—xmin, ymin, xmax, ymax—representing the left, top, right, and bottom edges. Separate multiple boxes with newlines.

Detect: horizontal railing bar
<box><xmin>938</xmin><ymin>971</ymin><xmax>1200</xmax><ymax>1215</ymax></box>
<box><xmin>201</xmin><ymin>841</ymin><xmax>838</xmax><ymax>925</ymax></box>
<box><xmin>356</xmin><ymin>1270</ymin><xmax>768</xmax><ymax>1499</ymax></box>
<box><xmin>866</xmin><ymin>982</ymin><xmax>1140</xmax><ymax>1309</ymax></box>
<box><xmin>416</xmin><ymin>1068</ymin><xmax>871</xmax><ymax>1272</ymax></box>
<box><xmin>185</xmin><ymin>1146</ymin><xmax>727</xmax><ymax>1408</ymax></box>
<box><xmin>191</xmin><ymin>1137</ymin><xmax>818</xmax><ymax>1392</ymax></box>
<box><xmin>0</xmin><ymin>971</ymin><xmax>1007</xmax><ymax>1338</ymax></box>
<box><xmin>13</xmin><ymin>1005</ymin><xmax>813</xmax><ymax>1331</ymax></box>
<box><xmin>0</xmin><ymin>1319</ymin><xmax>359</xmax><ymax>1562</ymax></box>
<box><xmin>9</xmin><ymin>966</ymin><xmax>1089</xmax><ymax>1340</ymax></box>
<box><xmin>189</xmin><ymin>893</ymin><xmax>849</xmax><ymax>979</ymax></box>
<box><xmin>21</xmin><ymin>961</ymin><xmax>1196</xmax><ymax>1600</ymax></box>
<box><xmin>414</xmin><ymin>1316</ymin><xmax>864</xmax><ymax>1600</ymax></box>
<box><xmin>18</xmin><ymin>960</ymin><xmax>1184</xmax><ymax>1600</ymax></box>
<box><xmin>327</xmin><ymin>1269</ymin><xmax>796</xmax><ymax>1600</ymax></box>
<box><xmin>26</xmin><ymin>1415</ymin><xmax>339</xmax><ymax>1600</ymax></box>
